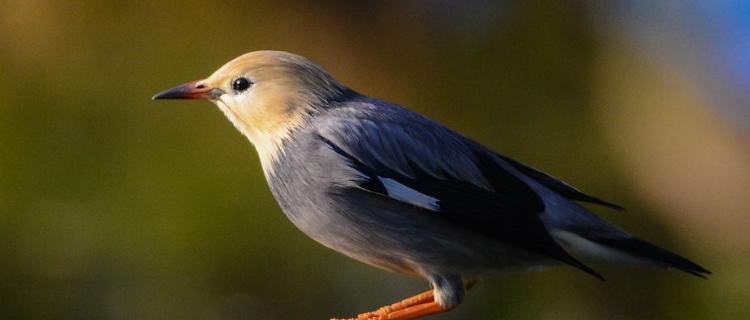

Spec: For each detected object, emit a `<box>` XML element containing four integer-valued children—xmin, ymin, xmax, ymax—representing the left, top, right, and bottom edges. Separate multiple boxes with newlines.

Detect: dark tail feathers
<box><xmin>593</xmin><ymin>236</ymin><xmax>711</xmax><ymax>278</ymax></box>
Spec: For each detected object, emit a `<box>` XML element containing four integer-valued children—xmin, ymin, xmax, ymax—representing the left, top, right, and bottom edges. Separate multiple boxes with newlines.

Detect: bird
<box><xmin>152</xmin><ymin>50</ymin><xmax>710</xmax><ymax>320</ymax></box>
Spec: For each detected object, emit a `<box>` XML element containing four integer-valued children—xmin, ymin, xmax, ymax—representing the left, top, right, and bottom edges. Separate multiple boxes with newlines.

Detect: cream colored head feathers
<box><xmin>168</xmin><ymin>51</ymin><xmax>347</xmax><ymax>170</ymax></box>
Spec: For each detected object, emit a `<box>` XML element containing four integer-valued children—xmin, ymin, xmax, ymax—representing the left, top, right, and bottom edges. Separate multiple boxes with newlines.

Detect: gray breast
<box><xmin>266</xmin><ymin>131</ymin><xmax>420</xmax><ymax>274</ymax></box>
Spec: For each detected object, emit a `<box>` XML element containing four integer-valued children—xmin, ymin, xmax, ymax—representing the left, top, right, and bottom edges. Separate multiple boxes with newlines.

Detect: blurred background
<box><xmin>1</xmin><ymin>1</ymin><xmax>748</xmax><ymax>319</ymax></box>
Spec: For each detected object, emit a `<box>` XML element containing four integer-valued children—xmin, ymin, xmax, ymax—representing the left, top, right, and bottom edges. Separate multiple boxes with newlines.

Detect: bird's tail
<box><xmin>552</xmin><ymin>230</ymin><xmax>711</xmax><ymax>278</ymax></box>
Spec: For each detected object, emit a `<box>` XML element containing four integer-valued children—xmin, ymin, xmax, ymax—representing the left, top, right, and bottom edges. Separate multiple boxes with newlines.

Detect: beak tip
<box><xmin>151</xmin><ymin>88</ymin><xmax>178</xmax><ymax>101</ymax></box>
<box><xmin>151</xmin><ymin>91</ymin><xmax>171</xmax><ymax>100</ymax></box>
<box><xmin>152</xmin><ymin>80</ymin><xmax>214</xmax><ymax>101</ymax></box>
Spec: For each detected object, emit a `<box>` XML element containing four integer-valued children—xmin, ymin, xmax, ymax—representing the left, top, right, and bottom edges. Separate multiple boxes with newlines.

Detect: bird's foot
<box><xmin>330</xmin><ymin>308</ymin><xmax>386</xmax><ymax>320</ymax></box>
<box><xmin>332</xmin><ymin>302</ymin><xmax>446</xmax><ymax>320</ymax></box>
<box><xmin>331</xmin><ymin>289</ymin><xmax>445</xmax><ymax>320</ymax></box>
<box><xmin>356</xmin><ymin>308</ymin><xmax>391</xmax><ymax>319</ymax></box>
<box><xmin>330</xmin><ymin>313</ymin><xmax>382</xmax><ymax>320</ymax></box>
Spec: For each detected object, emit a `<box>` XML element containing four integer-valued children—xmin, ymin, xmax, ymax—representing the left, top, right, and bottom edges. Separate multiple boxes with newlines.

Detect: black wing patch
<box><xmin>500</xmin><ymin>155</ymin><xmax>624</xmax><ymax>210</ymax></box>
<box><xmin>320</xmin><ymin>135</ymin><xmax>603</xmax><ymax>280</ymax></box>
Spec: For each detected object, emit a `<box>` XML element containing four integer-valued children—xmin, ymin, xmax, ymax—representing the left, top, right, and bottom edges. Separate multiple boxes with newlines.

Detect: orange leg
<box><xmin>334</xmin><ymin>279</ymin><xmax>477</xmax><ymax>320</ymax></box>
<box><xmin>380</xmin><ymin>301</ymin><xmax>447</xmax><ymax>320</ymax></box>
<box><xmin>351</xmin><ymin>290</ymin><xmax>434</xmax><ymax>319</ymax></box>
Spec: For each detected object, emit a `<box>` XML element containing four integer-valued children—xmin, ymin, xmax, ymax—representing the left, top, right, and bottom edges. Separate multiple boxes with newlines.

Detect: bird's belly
<box><xmin>278</xmin><ymin>199</ymin><xmax>422</xmax><ymax>275</ymax></box>
<box><xmin>273</xmin><ymin>185</ymin><xmax>546</xmax><ymax>276</ymax></box>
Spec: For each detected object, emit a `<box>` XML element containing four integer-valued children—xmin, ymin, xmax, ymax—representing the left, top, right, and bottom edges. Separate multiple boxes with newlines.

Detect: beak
<box><xmin>152</xmin><ymin>80</ymin><xmax>223</xmax><ymax>100</ymax></box>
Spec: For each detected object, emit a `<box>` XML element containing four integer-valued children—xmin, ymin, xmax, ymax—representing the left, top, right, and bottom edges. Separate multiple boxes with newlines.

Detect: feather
<box><xmin>316</xmin><ymin>100</ymin><xmax>603</xmax><ymax>279</ymax></box>
<box><xmin>500</xmin><ymin>155</ymin><xmax>624</xmax><ymax>210</ymax></box>
<box><xmin>376</xmin><ymin>176</ymin><xmax>440</xmax><ymax>211</ymax></box>
<box><xmin>588</xmin><ymin>236</ymin><xmax>711</xmax><ymax>278</ymax></box>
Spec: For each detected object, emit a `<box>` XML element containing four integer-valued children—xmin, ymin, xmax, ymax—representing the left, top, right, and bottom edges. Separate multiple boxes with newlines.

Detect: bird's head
<box><xmin>153</xmin><ymin>51</ymin><xmax>348</xmax><ymax>166</ymax></box>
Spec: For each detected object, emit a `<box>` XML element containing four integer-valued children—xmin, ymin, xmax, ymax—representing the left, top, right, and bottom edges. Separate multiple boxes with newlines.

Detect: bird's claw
<box><xmin>331</xmin><ymin>308</ymin><xmax>389</xmax><ymax>320</ymax></box>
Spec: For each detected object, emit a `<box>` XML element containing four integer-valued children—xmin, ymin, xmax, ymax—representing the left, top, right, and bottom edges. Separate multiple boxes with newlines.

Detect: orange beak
<box><xmin>152</xmin><ymin>80</ymin><xmax>223</xmax><ymax>100</ymax></box>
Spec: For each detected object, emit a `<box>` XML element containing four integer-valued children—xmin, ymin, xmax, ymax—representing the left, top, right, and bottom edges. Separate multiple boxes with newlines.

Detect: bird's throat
<box><xmin>214</xmin><ymin>99</ymin><xmax>304</xmax><ymax>176</ymax></box>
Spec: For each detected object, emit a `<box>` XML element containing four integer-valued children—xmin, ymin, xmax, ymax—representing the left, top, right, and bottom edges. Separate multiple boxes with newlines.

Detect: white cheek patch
<box><xmin>377</xmin><ymin>176</ymin><xmax>440</xmax><ymax>211</ymax></box>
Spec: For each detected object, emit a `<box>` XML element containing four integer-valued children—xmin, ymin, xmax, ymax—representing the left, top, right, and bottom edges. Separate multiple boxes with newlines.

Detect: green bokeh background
<box><xmin>1</xmin><ymin>1</ymin><xmax>747</xmax><ymax>319</ymax></box>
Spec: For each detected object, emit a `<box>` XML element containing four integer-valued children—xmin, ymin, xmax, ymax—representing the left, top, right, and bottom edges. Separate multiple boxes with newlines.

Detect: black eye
<box><xmin>231</xmin><ymin>77</ymin><xmax>252</xmax><ymax>92</ymax></box>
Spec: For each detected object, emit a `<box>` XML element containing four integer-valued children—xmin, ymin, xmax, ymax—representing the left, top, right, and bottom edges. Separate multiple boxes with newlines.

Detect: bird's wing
<box><xmin>316</xmin><ymin>105</ymin><xmax>602</xmax><ymax>279</ymax></box>
<box><xmin>499</xmin><ymin>156</ymin><xmax>624</xmax><ymax>210</ymax></box>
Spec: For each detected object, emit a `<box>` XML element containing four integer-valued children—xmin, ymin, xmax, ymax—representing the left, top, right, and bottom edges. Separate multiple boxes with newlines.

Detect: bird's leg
<box><xmin>377</xmin><ymin>300</ymin><xmax>448</xmax><ymax>320</ymax></box>
<box><xmin>338</xmin><ymin>280</ymin><xmax>477</xmax><ymax>320</ymax></box>
<box><xmin>353</xmin><ymin>290</ymin><xmax>434</xmax><ymax>319</ymax></box>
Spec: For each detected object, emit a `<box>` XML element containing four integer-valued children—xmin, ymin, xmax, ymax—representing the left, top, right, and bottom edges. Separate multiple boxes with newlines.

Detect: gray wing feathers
<box><xmin>502</xmin><ymin>155</ymin><xmax>624</xmax><ymax>210</ymax></box>
<box><xmin>318</xmin><ymin>109</ymin><xmax>492</xmax><ymax>190</ymax></box>
<box><xmin>315</xmin><ymin>100</ymin><xmax>604</xmax><ymax>279</ymax></box>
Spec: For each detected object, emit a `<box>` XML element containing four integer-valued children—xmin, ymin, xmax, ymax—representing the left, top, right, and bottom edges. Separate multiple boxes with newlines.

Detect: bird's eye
<box><xmin>231</xmin><ymin>77</ymin><xmax>252</xmax><ymax>92</ymax></box>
